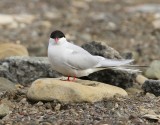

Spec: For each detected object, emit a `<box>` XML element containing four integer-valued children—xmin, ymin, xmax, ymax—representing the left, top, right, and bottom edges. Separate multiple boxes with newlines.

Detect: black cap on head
<box><xmin>50</xmin><ymin>30</ymin><xmax>65</xmax><ymax>39</ymax></box>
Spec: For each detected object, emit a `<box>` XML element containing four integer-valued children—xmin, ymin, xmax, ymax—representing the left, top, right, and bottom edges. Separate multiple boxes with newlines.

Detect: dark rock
<box><xmin>81</xmin><ymin>41</ymin><xmax>122</xmax><ymax>59</ymax></box>
<box><xmin>142</xmin><ymin>80</ymin><xmax>160</xmax><ymax>96</ymax></box>
<box><xmin>80</xmin><ymin>69</ymin><xmax>136</xmax><ymax>89</ymax></box>
<box><xmin>0</xmin><ymin>57</ymin><xmax>61</xmax><ymax>85</ymax></box>
<box><xmin>81</xmin><ymin>41</ymin><xmax>136</xmax><ymax>88</ymax></box>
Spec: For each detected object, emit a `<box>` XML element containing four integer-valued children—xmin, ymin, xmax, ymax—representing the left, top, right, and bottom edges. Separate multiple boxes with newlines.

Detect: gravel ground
<box><xmin>0</xmin><ymin>89</ymin><xmax>160</xmax><ymax>125</ymax></box>
<box><xmin>0</xmin><ymin>0</ymin><xmax>160</xmax><ymax>124</ymax></box>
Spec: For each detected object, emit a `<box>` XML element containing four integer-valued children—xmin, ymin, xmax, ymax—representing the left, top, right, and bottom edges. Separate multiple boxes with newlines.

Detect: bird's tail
<box><xmin>108</xmin><ymin>66</ymin><xmax>141</xmax><ymax>73</ymax></box>
<box><xmin>96</xmin><ymin>58</ymin><xmax>148</xmax><ymax>73</ymax></box>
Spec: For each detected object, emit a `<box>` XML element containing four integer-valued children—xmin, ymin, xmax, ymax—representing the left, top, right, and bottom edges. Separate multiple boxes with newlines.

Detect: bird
<box><xmin>48</xmin><ymin>30</ymin><xmax>140</xmax><ymax>81</ymax></box>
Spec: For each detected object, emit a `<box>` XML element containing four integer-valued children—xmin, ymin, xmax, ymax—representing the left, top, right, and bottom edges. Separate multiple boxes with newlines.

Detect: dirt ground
<box><xmin>0</xmin><ymin>0</ymin><xmax>160</xmax><ymax>124</ymax></box>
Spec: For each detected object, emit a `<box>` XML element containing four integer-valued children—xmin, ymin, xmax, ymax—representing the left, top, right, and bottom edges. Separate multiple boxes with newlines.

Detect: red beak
<box><xmin>55</xmin><ymin>38</ymin><xmax>59</xmax><ymax>43</ymax></box>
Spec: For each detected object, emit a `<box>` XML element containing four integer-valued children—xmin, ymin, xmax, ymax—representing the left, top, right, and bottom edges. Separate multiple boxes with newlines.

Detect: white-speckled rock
<box><xmin>27</xmin><ymin>78</ymin><xmax>128</xmax><ymax>103</ymax></box>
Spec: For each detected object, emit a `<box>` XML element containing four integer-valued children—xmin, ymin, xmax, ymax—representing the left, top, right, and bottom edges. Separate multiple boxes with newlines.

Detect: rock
<box><xmin>106</xmin><ymin>22</ymin><xmax>117</xmax><ymax>31</ymax></box>
<box><xmin>37</xmin><ymin>21</ymin><xmax>52</xmax><ymax>28</ymax></box>
<box><xmin>0</xmin><ymin>56</ymin><xmax>61</xmax><ymax>84</ymax></box>
<box><xmin>0</xmin><ymin>77</ymin><xmax>17</xmax><ymax>92</ymax></box>
<box><xmin>126</xmin><ymin>87</ymin><xmax>143</xmax><ymax>95</ymax></box>
<box><xmin>136</xmin><ymin>75</ymin><xmax>148</xmax><ymax>84</ymax></box>
<box><xmin>0</xmin><ymin>14</ymin><xmax>15</xmax><ymax>26</ymax></box>
<box><xmin>126</xmin><ymin>4</ymin><xmax>160</xmax><ymax>13</ymax></box>
<box><xmin>142</xmin><ymin>80</ymin><xmax>160</xmax><ymax>96</ymax></box>
<box><xmin>0</xmin><ymin>43</ymin><xmax>29</xmax><ymax>60</ymax></box>
<box><xmin>44</xmin><ymin>11</ymin><xmax>61</xmax><ymax>20</ymax></box>
<box><xmin>152</xmin><ymin>19</ymin><xmax>160</xmax><ymax>29</ymax></box>
<box><xmin>122</xmin><ymin>51</ymin><xmax>139</xmax><ymax>61</ymax></box>
<box><xmin>0</xmin><ymin>14</ymin><xmax>35</xmax><ymax>29</ymax></box>
<box><xmin>81</xmin><ymin>41</ymin><xmax>122</xmax><ymax>59</ymax></box>
<box><xmin>13</xmin><ymin>14</ymin><xmax>35</xmax><ymax>24</ymax></box>
<box><xmin>145</xmin><ymin>60</ymin><xmax>160</xmax><ymax>79</ymax></box>
<box><xmin>27</xmin><ymin>78</ymin><xmax>128</xmax><ymax>102</ymax></box>
<box><xmin>0</xmin><ymin>104</ymin><xmax>9</xmax><ymax>118</ymax></box>
<box><xmin>81</xmin><ymin>42</ymin><xmax>136</xmax><ymax>88</ymax></box>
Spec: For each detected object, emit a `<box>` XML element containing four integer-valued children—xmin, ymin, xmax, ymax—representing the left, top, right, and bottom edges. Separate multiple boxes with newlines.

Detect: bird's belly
<box><xmin>48</xmin><ymin>46</ymin><xmax>93</xmax><ymax>77</ymax></box>
<box><xmin>49</xmin><ymin>58</ymin><xmax>91</xmax><ymax>77</ymax></box>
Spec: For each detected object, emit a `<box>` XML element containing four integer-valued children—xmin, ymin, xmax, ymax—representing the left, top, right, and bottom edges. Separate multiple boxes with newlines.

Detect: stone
<box><xmin>145</xmin><ymin>60</ymin><xmax>160</xmax><ymax>79</ymax></box>
<box><xmin>44</xmin><ymin>11</ymin><xmax>61</xmax><ymax>20</ymax></box>
<box><xmin>0</xmin><ymin>43</ymin><xmax>29</xmax><ymax>60</ymax></box>
<box><xmin>0</xmin><ymin>104</ymin><xmax>9</xmax><ymax>118</ymax></box>
<box><xmin>0</xmin><ymin>57</ymin><xmax>61</xmax><ymax>84</ymax></box>
<box><xmin>81</xmin><ymin>41</ymin><xmax>122</xmax><ymax>59</ymax></box>
<box><xmin>136</xmin><ymin>75</ymin><xmax>148</xmax><ymax>84</ymax></box>
<box><xmin>126</xmin><ymin>87</ymin><xmax>143</xmax><ymax>95</ymax></box>
<box><xmin>0</xmin><ymin>14</ymin><xmax>35</xmax><ymax>29</ymax></box>
<box><xmin>106</xmin><ymin>22</ymin><xmax>117</xmax><ymax>31</ymax></box>
<box><xmin>122</xmin><ymin>51</ymin><xmax>139</xmax><ymax>62</ymax></box>
<box><xmin>0</xmin><ymin>14</ymin><xmax>15</xmax><ymax>26</ymax></box>
<box><xmin>142</xmin><ymin>80</ymin><xmax>160</xmax><ymax>96</ymax></box>
<box><xmin>126</xmin><ymin>4</ymin><xmax>160</xmax><ymax>13</ymax></box>
<box><xmin>0</xmin><ymin>77</ymin><xmax>16</xmax><ymax>92</ymax></box>
<box><xmin>81</xmin><ymin>41</ymin><xmax>137</xmax><ymax>89</ymax></box>
<box><xmin>142</xmin><ymin>114</ymin><xmax>160</xmax><ymax>122</ymax></box>
<box><xmin>13</xmin><ymin>14</ymin><xmax>35</xmax><ymax>24</ymax></box>
<box><xmin>27</xmin><ymin>78</ymin><xmax>128</xmax><ymax>103</ymax></box>
<box><xmin>152</xmin><ymin>19</ymin><xmax>160</xmax><ymax>29</ymax></box>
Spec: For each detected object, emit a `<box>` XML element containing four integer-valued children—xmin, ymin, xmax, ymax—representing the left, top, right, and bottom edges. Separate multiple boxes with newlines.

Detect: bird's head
<box><xmin>49</xmin><ymin>30</ymin><xmax>66</xmax><ymax>45</ymax></box>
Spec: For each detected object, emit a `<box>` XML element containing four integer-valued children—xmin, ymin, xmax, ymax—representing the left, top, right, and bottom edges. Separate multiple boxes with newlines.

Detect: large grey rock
<box><xmin>0</xmin><ymin>57</ymin><xmax>61</xmax><ymax>85</ymax></box>
<box><xmin>142</xmin><ymin>80</ymin><xmax>160</xmax><ymax>96</ymax></box>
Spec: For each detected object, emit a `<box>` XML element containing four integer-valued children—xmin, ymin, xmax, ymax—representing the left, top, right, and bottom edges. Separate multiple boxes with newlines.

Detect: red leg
<box><xmin>73</xmin><ymin>76</ymin><xmax>76</xmax><ymax>81</ymax></box>
<box><xmin>67</xmin><ymin>76</ymin><xmax>70</xmax><ymax>81</ymax></box>
<box><xmin>66</xmin><ymin>76</ymin><xmax>76</xmax><ymax>82</ymax></box>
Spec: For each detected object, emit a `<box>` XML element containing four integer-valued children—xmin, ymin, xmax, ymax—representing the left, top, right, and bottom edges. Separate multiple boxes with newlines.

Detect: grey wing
<box><xmin>63</xmin><ymin>41</ymin><xmax>90</xmax><ymax>54</ymax></box>
<box><xmin>64</xmin><ymin>49</ymin><xmax>99</xmax><ymax>70</ymax></box>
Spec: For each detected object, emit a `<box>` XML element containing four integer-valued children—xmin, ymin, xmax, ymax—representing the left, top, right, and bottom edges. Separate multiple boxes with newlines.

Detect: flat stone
<box><xmin>27</xmin><ymin>78</ymin><xmax>128</xmax><ymax>103</ymax></box>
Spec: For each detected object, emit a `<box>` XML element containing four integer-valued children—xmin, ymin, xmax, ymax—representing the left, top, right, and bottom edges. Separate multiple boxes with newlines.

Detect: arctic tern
<box><xmin>48</xmin><ymin>30</ymin><xmax>139</xmax><ymax>81</ymax></box>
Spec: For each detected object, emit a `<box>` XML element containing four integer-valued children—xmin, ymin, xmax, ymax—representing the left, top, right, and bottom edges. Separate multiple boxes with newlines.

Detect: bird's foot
<box><xmin>60</xmin><ymin>76</ymin><xmax>76</xmax><ymax>82</ymax></box>
<box><xmin>67</xmin><ymin>76</ymin><xmax>76</xmax><ymax>82</ymax></box>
